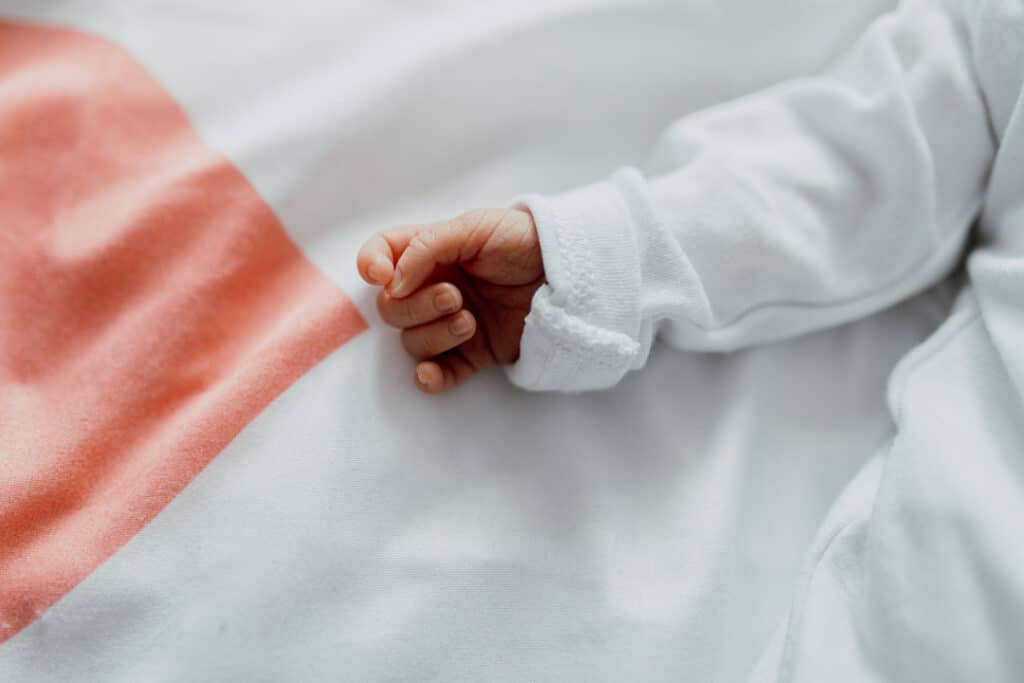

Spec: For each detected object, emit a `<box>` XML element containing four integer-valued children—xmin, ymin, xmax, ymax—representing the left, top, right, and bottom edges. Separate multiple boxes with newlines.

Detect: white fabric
<box><xmin>509</xmin><ymin>0</ymin><xmax>1000</xmax><ymax>391</ymax></box>
<box><xmin>510</xmin><ymin>1</ymin><xmax>1024</xmax><ymax>681</ymax></box>
<box><xmin>3</xmin><ymin>1</ymin><xmax>1020</xmax><ymax>682</ymax></box>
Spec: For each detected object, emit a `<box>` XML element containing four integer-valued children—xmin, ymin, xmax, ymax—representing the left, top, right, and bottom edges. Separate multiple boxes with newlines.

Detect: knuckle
<box><xmin>402</xmin><ymin>296</ymin><xmax>420</xmax><ymax>323</ymax></box>
<box><xmin>455</xmin><ymin>209</ymin><xmax>500</xmax><ymax>257</ymax></box>
<box><xmin>420</xmin><ymin>334</ymin><xmax>441</xmax><ymax>358</ymax></box>
<box><xmin>489</xmin><ymin>208</ymin><xmax>516</xmax><ymax>234</ymax></box>
<box><xmin>454</xmin><ymin>211</ymin><xmax>486</xmax><ymax>242</ymax></box>
<box><xmin>456</xmin><ymin>209</ymin><xmax>488</xmax><ymax>232</ymax></box>
<box><xmin>409</xmin><ymin>230</ymin><xmax>435</xmax><ymax>254</ymax></box>
<box><xmin>401</xmin><ymin>328</ymin><xmax>434</xmax><ymax>358</ymax></box>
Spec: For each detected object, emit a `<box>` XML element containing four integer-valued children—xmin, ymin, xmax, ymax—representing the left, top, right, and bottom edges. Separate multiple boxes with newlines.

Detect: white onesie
<box><xmin>510</xmin><ymin>1</ymin><xmax>1024</xmax><ymax>680</ymax></box>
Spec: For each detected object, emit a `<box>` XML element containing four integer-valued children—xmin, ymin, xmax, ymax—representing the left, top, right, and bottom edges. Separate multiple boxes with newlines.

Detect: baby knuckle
<box><xmin>401</xmin><ymin>296</ymin><xmax>420</xmax><ymax>323</ymax></box>
<box><xmin>454</xmin><ymin>210</ymin><xmax>489</xmax><ymax>241</ymax></box>
<box><xmin>489</xmin><ymin>208</ymin><xmax>517</xmax><ymax>234</ymax></box>
<box><xmin>409</xmin><ymin>230</ymin><xmax>436</xmax><ymax>254</ymax></box>
<box><xmin>421</xmin><ymin>334</ymin><xmax>443</xmax><ymax>357</ymax></box>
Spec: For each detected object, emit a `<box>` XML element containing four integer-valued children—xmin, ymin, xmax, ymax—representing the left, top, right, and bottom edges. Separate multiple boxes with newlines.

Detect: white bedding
<box><xmin>6</xmin><ymin>1</ymin><xmax>994</xmax><ymax>681</ymax></box>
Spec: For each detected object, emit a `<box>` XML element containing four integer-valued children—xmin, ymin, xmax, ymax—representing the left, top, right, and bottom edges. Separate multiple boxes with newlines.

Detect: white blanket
<box><xmin>11</xmin><ymin>1</ymin><xmax>1008</xmax><ymax>681</ymax></box>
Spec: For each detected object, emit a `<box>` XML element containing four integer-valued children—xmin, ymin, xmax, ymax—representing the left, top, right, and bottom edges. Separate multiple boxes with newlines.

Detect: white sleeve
<box><xmin>506</xmin><ymin>0</ymin><xmax>995</xmax><ymax>392</ymax></box>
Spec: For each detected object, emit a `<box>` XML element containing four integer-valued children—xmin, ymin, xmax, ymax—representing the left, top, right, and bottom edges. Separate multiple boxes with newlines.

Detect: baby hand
<box><xmin>357</xmin><ymin>208</ymin><xmax>544</xmax><ymax>393</ymax></box>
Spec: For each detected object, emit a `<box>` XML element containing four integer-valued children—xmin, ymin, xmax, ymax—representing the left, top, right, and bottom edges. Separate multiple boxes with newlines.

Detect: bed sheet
<box><xmin>0</xmin><ymin>2</ymin><xmax>942</xmax><ymax>681</ymax></box>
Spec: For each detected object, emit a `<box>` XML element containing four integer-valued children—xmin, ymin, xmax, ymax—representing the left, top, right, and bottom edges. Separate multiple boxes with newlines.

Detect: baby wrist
<box><xmin>505</xmin><ymin>169</ymin><xmax>646</xmax><ymax>392</ymax></box>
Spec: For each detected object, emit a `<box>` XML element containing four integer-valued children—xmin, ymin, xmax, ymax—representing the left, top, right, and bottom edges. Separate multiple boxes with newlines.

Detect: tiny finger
<box><xmin>377</xmin><ymin>282</ymin><xmax>462</xmax><ymax>328</ymax></box>
<box><xmin>414</xmin><ymin>353</ymin><xmax>479</xmax><ymax>394</ymax></box>
<box><xmin>400</xmin><ymin>310</ymin><xmax>476</xmax><ymax>360</ymax></box>
<box><xmin>389</xmin><ymin>213</ymin><xmax>495</xmax><ymax>298</ymax></box>
<box><xmin>356</xmin><ymin>234</ymin><xmax>395</xmax><ymax>285</ymax></box>
<box><xmin>356</xmin><ymin>225</ymin><xmax>422</xmax><ymax>285</ymax></box>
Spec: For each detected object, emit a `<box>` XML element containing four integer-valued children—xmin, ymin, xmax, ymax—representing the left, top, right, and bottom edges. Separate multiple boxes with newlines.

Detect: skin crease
<box><xmin>356</xmin><ymin>208</ymin><xmax>545</xmax><ymax>394</ymax></box>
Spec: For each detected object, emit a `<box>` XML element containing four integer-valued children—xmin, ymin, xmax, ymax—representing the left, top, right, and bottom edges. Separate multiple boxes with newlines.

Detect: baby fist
<box><xmin>357</xmin><ymin>208</ymin><xmax>544</xmax><ymax>393</ymax></box>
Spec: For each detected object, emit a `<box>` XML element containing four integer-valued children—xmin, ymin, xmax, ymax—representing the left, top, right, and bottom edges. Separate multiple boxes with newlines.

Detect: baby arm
<box><xmin>360</xmin><ymin>0</ymin><xmax>996</xmax><ymax>393</ymax></box>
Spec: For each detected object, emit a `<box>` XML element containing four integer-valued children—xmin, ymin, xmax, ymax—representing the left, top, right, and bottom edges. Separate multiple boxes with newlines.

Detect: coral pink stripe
<box><xmin>0</xmin><ymin>21</ymin><xmax>365</xmax><ymax>642</ymax></box>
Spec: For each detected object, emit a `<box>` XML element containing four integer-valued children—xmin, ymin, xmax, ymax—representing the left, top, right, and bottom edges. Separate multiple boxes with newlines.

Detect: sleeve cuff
<box><xmin>504</xmin><ymin>169</ymin><xmax>646</xmax><ymax>392</ymax></box>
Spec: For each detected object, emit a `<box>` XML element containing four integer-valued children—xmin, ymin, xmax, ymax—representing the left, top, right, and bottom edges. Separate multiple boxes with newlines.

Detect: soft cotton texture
<box><xmin>511</xmin><ymin>0</ymin><xmax>1024</xmax><ymax>680</ymax></box>
<box><xmin>1</xmin><ymin>0</ymin><xmax>1019</xmax><ymax>681</ymax></box>
<box><xmin>509</xmin><ymin>0</ymin><xmax>1005</xmax><ymax>391</ymax></box>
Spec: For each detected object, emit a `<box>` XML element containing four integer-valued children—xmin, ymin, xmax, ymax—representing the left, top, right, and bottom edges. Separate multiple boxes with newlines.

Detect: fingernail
<box><xmin>416</xmin><ymin>365</ymin><xmax>431</xmax><ymax>385</ymax></box>
<box><xmin>368</xmin><ymin>260</ymin><xmax>391</xmax><ymax>284</ymax></box>
<box><xmin>434</xmin><ymin>290</ymin><xmax>458</xmax><ymax>313</ymax></box>
<box><xmin>389</xmin><ymin>268</ymin><xmax>403</xmax><ymax>295</ymax></box>
<box><xmin>449</xmin><ymin>313</ymin><xmax>472</xmax><ymax>336</ymax></box>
